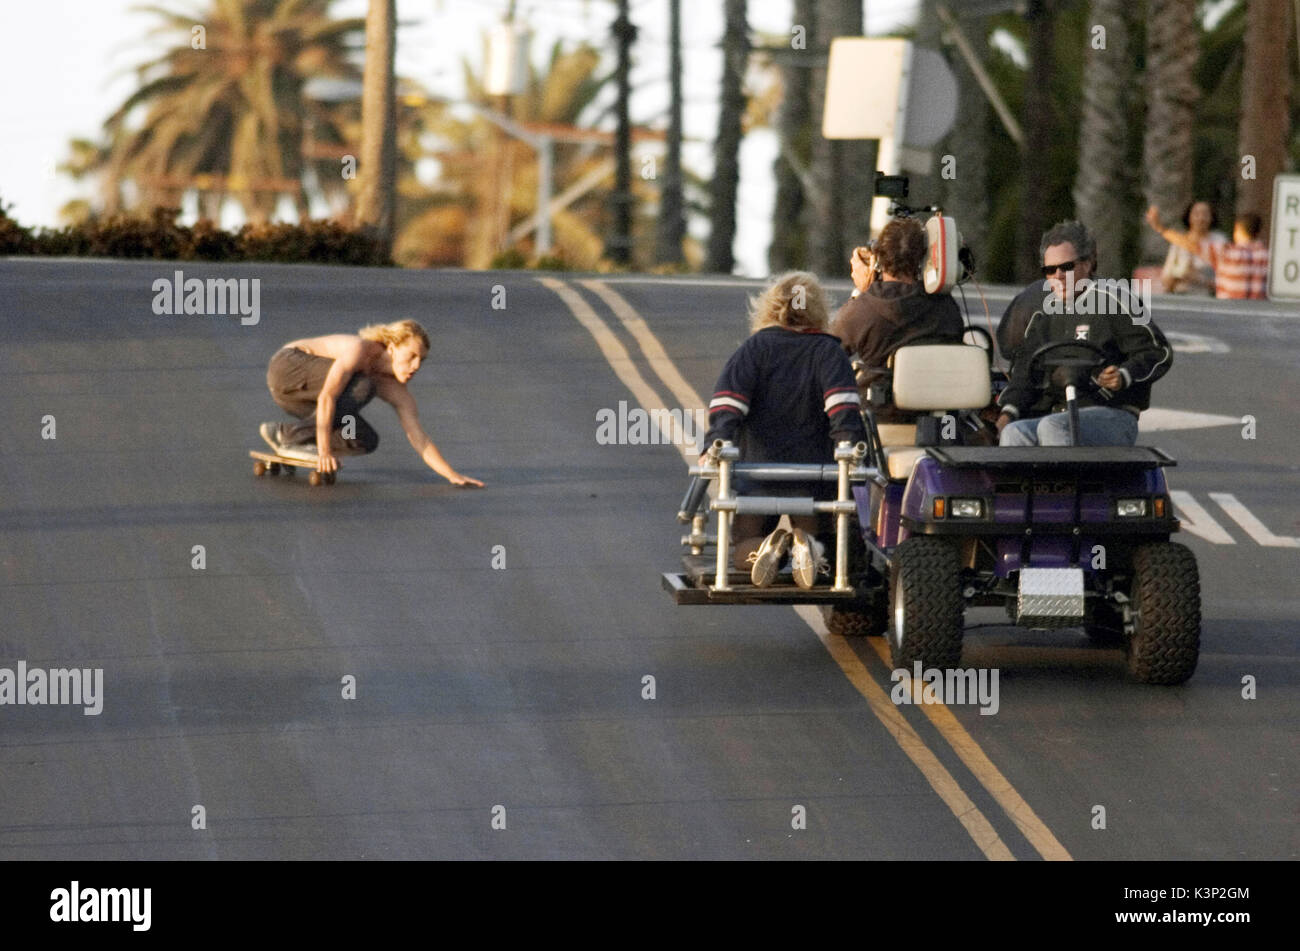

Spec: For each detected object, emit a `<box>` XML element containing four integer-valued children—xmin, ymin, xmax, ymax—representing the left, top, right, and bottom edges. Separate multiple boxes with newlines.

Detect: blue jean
<box><xmin>1000</xmin><ymin>406</ymin><xmax>1139</xmax><ymax>446</ymax></box>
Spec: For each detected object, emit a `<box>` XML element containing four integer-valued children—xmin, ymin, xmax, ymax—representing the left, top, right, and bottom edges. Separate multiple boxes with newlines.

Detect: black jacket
<box><xmin>831</xmin><ymin>281</ymin><xmax>966</xmax><ymax>423</ymax></box>
<box><xmin>995</xmin><ymin>280</ymin><xmax>1043</xmax><ymax>364</ymax></box>
<box><xmin>704</xmin><ymin>326</ymin><xmax>866</xmax><ymax>464</ymax></box>
<box><xmin>998</xmin><ymin>282</ymin><xmax>1172</xmax><ymax>419</ymax></box>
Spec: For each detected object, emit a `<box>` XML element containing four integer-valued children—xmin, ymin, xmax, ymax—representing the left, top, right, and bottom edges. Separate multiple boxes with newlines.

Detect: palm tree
<box><xmin>806</xmin><ymin>0</ymin><xmax>873</xmax><ymax>276</ymax></box>
<box><xmin>1141</xmin><ymin>0</ymin><xmax>1199</xmax><ymax>261</ymax></box>
<box><xmin>607</xmin><ymin>0</ymin><xmax>637</xmax><ymax>265</ymax></box>
<box><xmin>769</xmin><ymin>0</ymin><xmax>814</xmax><ymax>272</ymax></box>
<box><xmin>1016</xmin><ymin>0</ymin><xmax>1057</xmax><ymax>282</ymax></box>
<box><xmin>926</xmin><ymin>2</ymin><xmax>991</xmax><ymax>265</ymax></box>
<box><xmin>58</xmin><ymin>136</ymin><xmax>124</xmax><ymax>219</ymax></box>
<box><xmin>654</xmin><ymin>0</ymin><xmax>686</xmax><ymax>266</ymax></box>
<box><xmin>356</xmin><ymin>0</ymin><xmax>396</xmax><ymax>257</ymax></box>
<box><xmin>100</xmin><ymin>0</ymin><xmax>363</xmax><ymax>223</ymax></box>
<box><xmin>394</xmin><ymin>41</ymin><xmax>623</xmax><ymax>269</ymax></box>
<box><xmin>1073</xmin><ymin>0</ymin><xmax>1137</xmax><ymax>277</ymax></box>
<box><xmin>1237</xmin><ymin>0</ymin><xmax>1291</xmax><ymax>231</ymax></box>
<box><xmin>706</xmin><ymin>0</ymin><xmax>747</xmax><ymax>273</ymax></box>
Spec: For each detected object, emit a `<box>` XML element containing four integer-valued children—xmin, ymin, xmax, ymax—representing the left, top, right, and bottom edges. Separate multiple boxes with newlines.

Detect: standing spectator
<box><xmin>1146</xmin><ymin>201</ymin><xmax>1226</xmax><ymax>295</ymax></box>
<box><xmin>1147</xmin><ymin>207</ymin><xmax>1269</xmax><ymax>300</ymax></box>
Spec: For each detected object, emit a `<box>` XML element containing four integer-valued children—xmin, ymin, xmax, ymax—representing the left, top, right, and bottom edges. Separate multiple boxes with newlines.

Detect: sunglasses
<box><xmin>1041</xmin><ymin>259</ymin><xmax>1080</xmax><ymax>277</ymax></box>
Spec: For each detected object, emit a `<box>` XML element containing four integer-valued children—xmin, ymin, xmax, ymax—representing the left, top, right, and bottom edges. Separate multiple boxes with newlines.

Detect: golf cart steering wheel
<box><xmin>1024</xmin><ymin>340</ymin><xmax>1110</xmax><ymax>390</ymax></box>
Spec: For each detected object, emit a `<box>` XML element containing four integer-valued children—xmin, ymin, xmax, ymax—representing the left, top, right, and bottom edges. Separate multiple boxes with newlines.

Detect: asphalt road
<box><xmin>0</xmin><ymin>259</ymin><xmax>1295</xmax><ymax>860</ymax></box>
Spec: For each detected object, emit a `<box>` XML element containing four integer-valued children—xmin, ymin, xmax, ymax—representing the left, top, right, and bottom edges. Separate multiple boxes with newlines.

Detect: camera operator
<box><xmin>830</xmin><ymin>216</ymin><xmax>965</xmax><ymax>424</ymax></box>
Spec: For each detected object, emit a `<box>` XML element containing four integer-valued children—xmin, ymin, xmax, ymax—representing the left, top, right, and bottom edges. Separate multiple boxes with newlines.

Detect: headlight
<box><xmin>1116</xmin><ymin>498</ymin><xmax>1148</xmax><ymax>517</ymax></box>
<box><xmin>949</xmin><ymin>498</ymin><xmax>984</xmax><ymax>518</ymax></box>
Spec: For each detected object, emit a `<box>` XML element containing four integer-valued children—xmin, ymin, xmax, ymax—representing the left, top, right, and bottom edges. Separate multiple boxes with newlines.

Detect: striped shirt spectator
<box><xmin>1205</xmin><ymin>213</ymin><xmax>1268</xmax><ymax>299</ymax></box>
<box><xmin>1209</xmin><ymin>239</ymin><xmax>1268</xmax><ymax>299</ymax></box>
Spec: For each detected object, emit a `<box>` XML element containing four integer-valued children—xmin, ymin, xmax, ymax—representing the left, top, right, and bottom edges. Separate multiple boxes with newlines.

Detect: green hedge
<box><xmin>0</xmin><ymin>201</ymin><xmax>389</xmax><ymax>265</ymax></box>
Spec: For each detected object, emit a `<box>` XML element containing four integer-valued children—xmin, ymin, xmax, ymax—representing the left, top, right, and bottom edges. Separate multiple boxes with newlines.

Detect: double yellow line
<box><xmin>542</xmin><ymin>276</ymin><xmax>1072</xmax><ymax>862</ymax></box>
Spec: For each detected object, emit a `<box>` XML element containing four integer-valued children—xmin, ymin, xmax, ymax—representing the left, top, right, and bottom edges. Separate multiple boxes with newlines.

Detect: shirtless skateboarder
<box><xmin>259</xmin><ymin>319</ymin><xmax>484</xmax><ymax>487</ymax></box>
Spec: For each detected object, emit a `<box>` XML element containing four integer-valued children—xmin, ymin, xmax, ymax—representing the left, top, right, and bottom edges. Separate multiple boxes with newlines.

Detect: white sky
<box><xmin>0</xmin><ymin>0</ymin><xmax>919</xmax><ymax>275</ymax></box>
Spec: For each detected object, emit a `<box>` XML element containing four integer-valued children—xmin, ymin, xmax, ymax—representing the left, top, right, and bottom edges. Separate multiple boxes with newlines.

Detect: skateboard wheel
<box><xmin>268</xmin><ymin>462</ymin><xmax>280</xmax><ymax>475</ymax></box>
<box><xmin>309</xmin><ymin>471</ymin><xmax>323</xmax><ymax>486</ymax></box>
<box><xmin>253</xmin><ymin>460</ymin><xmax>267</xmax><ymax>477</ymax></box>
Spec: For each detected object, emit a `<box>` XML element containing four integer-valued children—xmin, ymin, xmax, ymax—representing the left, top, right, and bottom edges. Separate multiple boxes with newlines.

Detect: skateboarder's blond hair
<box><xmin>359</xmin><ymin>319</ymin><xmax>430</xmax><ymax>354</ymax></box>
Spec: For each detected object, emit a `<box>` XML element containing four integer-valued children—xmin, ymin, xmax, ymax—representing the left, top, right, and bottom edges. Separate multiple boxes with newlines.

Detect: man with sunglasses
<box><xmin>995</xmin><ymin>221</ymin><xmax>1172</xmax><ymax>446</ymax></box>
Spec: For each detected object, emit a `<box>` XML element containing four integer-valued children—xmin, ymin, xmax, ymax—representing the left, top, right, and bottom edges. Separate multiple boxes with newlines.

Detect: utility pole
<box><xmin>654</xmin><ymin>0</ymin><xmax>685</xmax><ymax>266</ymax></box>
<box><xmin>606</xmin><ymin>0</ymin><xmax>636</xmax><ymax>265</ymax></box>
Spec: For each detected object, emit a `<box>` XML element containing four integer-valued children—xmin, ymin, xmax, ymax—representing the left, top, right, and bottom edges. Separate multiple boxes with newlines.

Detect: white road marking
<box><xmin>1138</xmin><ymin>408</ymin><xmax>1241</xmax><ymax>432</ymax></box>
<box><xmin>1169</xmin><ymin>491</ymin><xmax>1236</xmax><ymax>544</ymax></box>
<box><xmin>1163</xmin><ymin>331</ymin><xmax>1231</xmax><ymax>354</ymax></box>
<box><xmin>1209</xmin><ymin>493</ymin><xmax>1300</xmax><ymax>548</ymax></box>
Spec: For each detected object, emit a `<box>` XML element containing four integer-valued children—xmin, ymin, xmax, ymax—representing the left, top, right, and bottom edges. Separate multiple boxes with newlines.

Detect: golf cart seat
<box><xmin>879</xmin><ymin>344</ymin><xmax>991</xmax><ymax>481</ymax></box>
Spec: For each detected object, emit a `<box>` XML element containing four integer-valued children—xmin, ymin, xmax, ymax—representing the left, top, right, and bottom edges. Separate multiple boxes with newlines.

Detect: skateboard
<box><xmin>250</xmin><ymin>450</ymin><xmax>339</xmax><ymax>486</ymax></box>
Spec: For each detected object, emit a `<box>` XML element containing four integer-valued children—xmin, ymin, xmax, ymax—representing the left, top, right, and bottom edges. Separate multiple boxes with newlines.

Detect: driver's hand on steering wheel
<box><xmin>1095</xmin><ymin>365</ymin><xmax>1124</xmax><ymax>391</ymax></box>
<box><xmin>996</xmin><ymin>413</ymin><xmax>1012</xmax><ymax>434</ymax></box>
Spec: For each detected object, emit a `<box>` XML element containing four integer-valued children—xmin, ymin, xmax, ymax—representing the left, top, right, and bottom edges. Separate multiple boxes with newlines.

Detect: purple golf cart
<box><xmin>663</xmin><ymin>340</ymin><xmax>1200</xmax><ymax>685</ymax></box>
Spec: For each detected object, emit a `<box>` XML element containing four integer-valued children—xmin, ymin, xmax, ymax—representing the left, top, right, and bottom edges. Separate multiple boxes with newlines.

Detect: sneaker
<box><xmin>790</xmin><ymin>530</ymin><xmax>828</xmax><ymax>589</ymax></box>
<box><xmin>747</xmin><ymin>527</ymin><xmax>792</xmax><ymax>587</ymax></box>
<box><xmin>259</xmin><ymin>422</ymin><xmax>283</xmax><ymax>451</ymax></box>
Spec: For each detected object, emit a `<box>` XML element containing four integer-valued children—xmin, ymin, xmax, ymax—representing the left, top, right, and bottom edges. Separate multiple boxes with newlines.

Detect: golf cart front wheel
<box><xmin>1125</xmin><ymin>542</ymin><xmax>1200</xmax><ymax>685</ymax></box>
<box><xmin>889</xmin><ymin>537</ymin><xmax>964</xmax><ymax>669</ymax></box>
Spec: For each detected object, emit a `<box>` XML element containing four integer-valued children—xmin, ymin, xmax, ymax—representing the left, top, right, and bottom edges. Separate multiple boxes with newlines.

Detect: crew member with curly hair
<box><xmin>831</xmin><ymin>216</ymin><xmax>965</xmax><ymax>423</ymax></box>
<box><xmin>701</xmin><ymin>272</ymin><xmax>866</xmax><ymax>588</ymax></box>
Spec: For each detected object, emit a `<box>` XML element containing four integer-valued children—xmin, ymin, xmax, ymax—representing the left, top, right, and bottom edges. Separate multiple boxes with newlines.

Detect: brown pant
<box><xmin>265</xmin><ymin>347</ymin><xmax>379</xmax><ymax>453</ymax></box>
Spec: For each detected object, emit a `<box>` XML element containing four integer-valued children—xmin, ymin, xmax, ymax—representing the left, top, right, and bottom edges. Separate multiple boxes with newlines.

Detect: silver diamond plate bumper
<box><xmin>1018</xmin><ymin>568</ymin><xmax>1085</xmax><ymax>626</ymax></box>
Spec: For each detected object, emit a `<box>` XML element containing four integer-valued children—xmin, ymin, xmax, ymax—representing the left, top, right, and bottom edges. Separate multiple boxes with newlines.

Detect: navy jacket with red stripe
<box><xmin>704</xmin><ymin>326</ymin><xmax>866</xmax><ymax>464</ymax></box>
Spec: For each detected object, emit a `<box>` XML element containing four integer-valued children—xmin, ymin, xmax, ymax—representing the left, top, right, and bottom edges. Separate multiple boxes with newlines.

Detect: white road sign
<box><xmin>1268</xmin><ymin>174</ymin><xmax>1300</xmax><ymax>299</ymax></box>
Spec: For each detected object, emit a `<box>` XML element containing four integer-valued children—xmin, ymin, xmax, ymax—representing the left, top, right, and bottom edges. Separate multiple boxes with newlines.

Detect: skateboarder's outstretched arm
<box><xmin>374</xmin><ymin>376</ymin><xmax>485</xmax><ymax>487</ymax></box>
<box><xmin>313</xmin><ymin>338</ymin><xmax>369</xmax><ymax>475</ymax></box>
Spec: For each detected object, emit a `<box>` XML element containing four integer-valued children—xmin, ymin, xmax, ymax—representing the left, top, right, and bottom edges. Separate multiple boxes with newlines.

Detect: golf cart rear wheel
<box><xmin>1125</xmin><ymin>542</ymin><xmax>1200</xmax><ymax>685</ymax></box>
<box><xmin>889</xmin><ymin>537</ymin><xmax>964</xmax><ymax>669</ymax></box>
<box><xmin>823</xmin><ymin>590</ymin><xmax>888</xmax><ymax>637</ymax></box>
